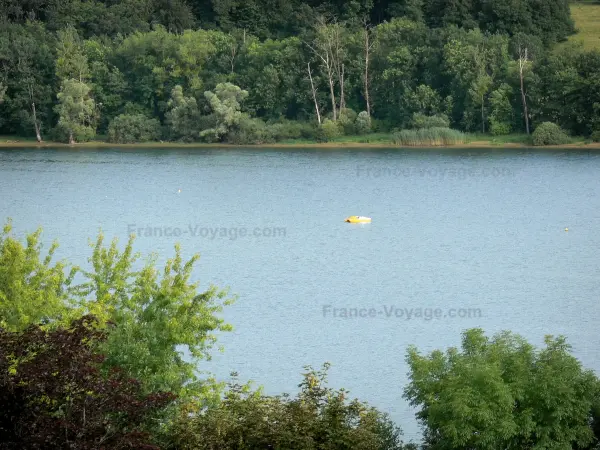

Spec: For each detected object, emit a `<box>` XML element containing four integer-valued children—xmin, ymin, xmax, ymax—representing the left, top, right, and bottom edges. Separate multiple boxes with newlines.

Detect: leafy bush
<box><xmin>591</xmin><ymin>130</ymin><xmax>600</xmax><ymax>143</ymax></box>
<box><xmin>532</xmin><ymin>122</ymin><xmax>571</xmax><ymax>146</ymax></box>
<box><xmin>317</xmin><ymin>119</ymin><xmax>342</xmax><ymax>142</ymax></box>
<box><xmin>267</xmin><ymin>120</ymin><xmax>317</xmax><ymax>141</ymax></box>
<box><xmin>355</xmin><ymin>111</ymin><xmax>372</xmax><ymax>135</ymax></box>
<box><xmin>107</xmin><ymin>114</ymin><xmax>160</xmax><ymax>143</ymax></box>
<box><xmin>410</xmin><ymin>113</ymin><xmax>450</xmax><ymax>129</ymax></box>
<box><xmin>392</xmin><ymin>127</ymin><xmax>466</xmax><ymax>146</ymax></box>
<box><xmin>490</xmin><ymin>119</ymin><xmax>512</xmax><ymax>136</ymax></box>
<box><xmin>227</xmin><ymin>116</ymin><xmax>275</xmax><ymax>145</ymax></box>
<box><xmin>338</xmin><ymin>108</ymin><xmax>358</xmax><ymax>135</ymax></box>
<box><xmin>168</xmin><ymin>363</ymin><xmax>410</xmax><ymax>450</ymax></box>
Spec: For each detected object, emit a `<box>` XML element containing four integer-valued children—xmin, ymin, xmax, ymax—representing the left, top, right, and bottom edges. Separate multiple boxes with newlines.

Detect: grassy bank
<box><xmin>568</xmin><ymin>1</ymin><xmax>600</xmax><ymax>50</ymax></box>
<box><xmin>1</xmin><ymin>133</ymin><xmax>599</xmax><ymax>149</ymax></box>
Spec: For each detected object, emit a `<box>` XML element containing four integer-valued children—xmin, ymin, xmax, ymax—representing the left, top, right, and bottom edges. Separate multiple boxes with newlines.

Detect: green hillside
<box><xmin>569</xmin><ymin>2</ymin><xmax>600</xmax><ymax>49</ymax></box>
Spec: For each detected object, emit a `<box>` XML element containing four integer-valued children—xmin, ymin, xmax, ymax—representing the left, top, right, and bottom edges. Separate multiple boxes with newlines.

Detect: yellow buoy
<box><xmin>565</xmin><ymin>227</ymin><xmax>568</xmax><ymax>232</ymax></box>
<box><xmin>345</xmin><ymin>216</ymin><xmax>372</xmax><ymax>223</ymax></box>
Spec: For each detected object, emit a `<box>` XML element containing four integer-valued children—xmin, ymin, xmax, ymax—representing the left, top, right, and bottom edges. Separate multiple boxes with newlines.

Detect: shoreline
<box><xmin>1</xmin><ymin>139</ymin><xmax>600</xmax><ymax>150</ymax></box>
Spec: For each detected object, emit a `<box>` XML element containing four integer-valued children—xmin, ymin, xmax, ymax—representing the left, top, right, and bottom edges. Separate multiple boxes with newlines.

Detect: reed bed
<box><xmin>392</xmin><ymin>127</ymin><xmax>467</xmax><ymax>146</ymax></box>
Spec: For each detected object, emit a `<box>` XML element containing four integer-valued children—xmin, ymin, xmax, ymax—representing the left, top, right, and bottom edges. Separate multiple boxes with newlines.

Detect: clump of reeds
<box><xmin>392</xmin><ymin>127</ymin><xmax>467</xmax><ymax>146</ymax></box>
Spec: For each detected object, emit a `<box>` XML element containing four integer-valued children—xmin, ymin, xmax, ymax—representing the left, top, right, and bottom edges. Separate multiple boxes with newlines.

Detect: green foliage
<box><xmin>266</xmin><ymin>120</ymin><xmax>318</xmax><ymax>141</ymax></box>
<box><xmin>404</xmin><ymin>328</ymin><xmax>598</xmax><ymax>449</ymax></box>
<box><xmin>200</xmin><ymin>83</ymin><xmax>249</xmax><ymax>142</ymax></box>
<box><xmin>227</xmin><ymin>116</ymin><xmax>275</xmax><ymax>145</ymax></box>
<box><xmin>532</xmin><ymin>121</ymin><xmax>571</xmax><ymax>145</ymax></box>
<box><xmin>107</xmin><ymin>114</ymin><xmax>160</xmax><ymax>143</ymax></box>
<box><xmin>0</xmin><ymin>224</ymin><xmax>235</xmax><ymax>401</ymax></box>
<box><xmin>338</xmin><ymin>108</ymin><xmax>358</xmax><ymax>135</ymax></box>
<box><xmin>0</xmin><ymin>220</ymin><xmax>77</xmax><ymax>332</ymax></box>
<box><xmin>355</xmin><ymin>111</ymin><xmax>372</xmax><ymax>134</ymax></box>
<box><xmin>54</xmin><ymin>78</ymin><xmax>97</xmax><ymax>143</ymax></box>
<box><xmin>392</xmin><ymin>127</ymin><xmax>466</xmax><ymax>145</ymax></box>
<box><xmin>409</xmin><ymin>113</ymin><xmax>450</xmax><ymax>129</ymax></box>
<box><xmin>592</xmin><ymin>129</ymin><xmax>600</xmax><ymax>143</ymax></box>
<box><xmin>56</xmin><ymin>25</ymin><xmax>89</xmax><ymax>82</ymax></box>
<box><xmin>166</xmin><ymin>85</ymin><xmax>201</xmax><ymax>141</ymax></box>
<box><xmin>317</xmin><ymin>118</ymin><xmax>343</xmax><ymax>142</ymax></box>
<box><xmin>489</xmin><ymin>83</ymin><xmax>514</xmax><ymax>135</ymax></box>
<box><xmin>168</xmin><ymin>363</ymin><xmax>411</xmax><ymax>450</ymax></box>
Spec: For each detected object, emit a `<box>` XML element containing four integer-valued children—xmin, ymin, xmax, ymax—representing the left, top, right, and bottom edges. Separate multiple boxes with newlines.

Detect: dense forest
<box><xmin>0</xmin><ymin>0</ymin><xmax>598</xmax><ymax>144</ymax></box>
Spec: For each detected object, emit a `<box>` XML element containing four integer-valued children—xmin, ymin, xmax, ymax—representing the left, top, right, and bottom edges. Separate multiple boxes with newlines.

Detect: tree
<box><xmin>200</xmin><ymin>82</ymin><xmax>249</xmax><ymax>141</ymax></box>
<box><xmin>517</xmin><ymin>45</ymin><xmax>531</xmax><ymax>134</ymax></box>
<box><xmin>0</xmin><ymin>223</ymin><xmax>234</xmax><ymax>401</ymax></box>
<box><xmin>306</xmin><ymin>18</ymin><xmax>349</xmax><ymax>121</ymax></box>
<box><xmin>404</xmin><ymin>328</ymin><xmax>599</xmax><ymax>449</ymax></box>
<box><xmin>0</xmin><ymin>315</ymin><xmax>176</xmax><ymax>449</ymax></box>
<box><xmin>0</xmin><ymin>220</ymin><xmax>77</xmax><ymax>332</ymax></box>
<box><xmin>55</xmin><ymin>78</ymin><xmax>97</xmax><ymax>144</ymax></box>
<box><xmin>168</xmin><ymin>363</ymin><xmax>412</xmax><ymax>450</ymax></box>
<box><xmin>56</xmin><ymin>25</ymin><xmax>89</xmax><ymax>83</ymax></box>
<box><xmin>0</xmin><ymin>22</ymin><xmax>55</xmax><ymax>139</ymax></box>
<box><xmin>166</xmin><ymin>85</ymin><xmax>201</xmax><ymax>141</ymax></box>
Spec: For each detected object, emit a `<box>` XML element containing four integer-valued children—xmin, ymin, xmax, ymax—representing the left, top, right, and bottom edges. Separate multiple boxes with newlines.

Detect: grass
<box><xmin>568</xmin><ymin>1</ymin><xmax>600</xmax><ymax>50</ymax></box>
<box><xmin>0</xmin><ymin>132</ymin><xmax>598</xmax><ymax>149</ymax></box>
<box><xmin>392</xmin><ymin>128</ymin><xmax>467</xmax><ymax>146</ymax></box>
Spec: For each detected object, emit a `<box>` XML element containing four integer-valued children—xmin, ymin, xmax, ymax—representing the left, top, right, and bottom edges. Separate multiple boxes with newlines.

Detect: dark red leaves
<box><xmin>0</xmin><ymin>315</ymin><xmax>176</xmax><ymax>449</ymax></box>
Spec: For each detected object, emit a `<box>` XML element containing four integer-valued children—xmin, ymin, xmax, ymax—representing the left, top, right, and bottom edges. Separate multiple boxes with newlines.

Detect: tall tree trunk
<box><xmin>364</xmin><ymin>26</ymin><xmax>372</xmax><ymax>117</ymax></box>
<box><xmin>339</xmin><ymin>64</ymin><xmax>345</xmax><ymax>112</ymax></box>
<box><xmin>28</xmin><ymin>84</ymin><xmax>42</xmax><ymax>142</ymax></box>
<box><xmin>307</xmin><ymin>62</ymin><xmax>322</xmax><ymax>125</ymax></box>
<box><xmin>69</xmin><ymin>131</ymin><xmax>75</xmax><ymax>145</ymax></box>
<box><xmin>31</xmin><ymin>102</ymin><xmax>42</xmax><ymax>143</ymax></box>
<box><xmin>481</xmin><ymin>96</ymin><xmax>485</xmax><ymax>133</ymax></box>
<box><xmin>519</xmin><ymin>46</ymin><xmax>530</xmax><ymax>135</ymax></box>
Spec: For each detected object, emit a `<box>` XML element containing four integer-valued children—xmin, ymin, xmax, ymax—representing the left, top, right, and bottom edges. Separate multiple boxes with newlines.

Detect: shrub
<box><xmin>392</xmin><ymin>127</ymin><xmax>466</xmax><ymax>146</ymax></box>
<box><xmin>317</xmin><ymin>119</ymin><xmax>342</xmax><ymax>142</ymax></box>
<box><xmin>532</xmin><ymin>122</ymin><xmax>571</xmax><ymax>146</ymax></box>
<box><xmin>267</xmin><ymin>120</ymin><xmax>317</xmax><ymax>141</ymax></box>
<box><xmin>591</xmin><ymin>130</ymin><xmax>600</xmax><ymax>143</ymax></box>
<box><xmin>490</xmin><ymin>119</ymin><xmax>512</xmax><ymax>136</ymax></box>
<box><xmin>338</xmin><ymin>108</ymin><xmax>358</xmax><ymax>135</ymax></box>
<box><xmin>227</xmin><ymin>116</ymin><xmax>275</xmax><ymax>145</ymax></box>
<box><xmin>410</xmin><ymin>113</ymin><xmax>450</xmax><ymax>129</ymax></box>
<box><xmin>107</xmin><ymin>114</ymin><xmax>160</xmax><ymax>143</ymax></box>
<box><xmin>355</xmin><ymin>111</ymin><xmax>372</xmax><ymax>135</ymax></box>
<box><xmin>0</xmin><ymin>315</ymin><xmax>176</xmax><ymax>449</ymax></box>
<box><xmin>168</xmin><ymin>364</ymin><xmax>408</xmax><ymax>450</ymax></box>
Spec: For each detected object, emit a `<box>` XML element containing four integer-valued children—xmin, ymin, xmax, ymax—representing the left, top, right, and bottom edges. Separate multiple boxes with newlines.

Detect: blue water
<box><xmin>2</xmin><ymin>146</ymin><xmax>600</xmax><ymax>442</ymax></box>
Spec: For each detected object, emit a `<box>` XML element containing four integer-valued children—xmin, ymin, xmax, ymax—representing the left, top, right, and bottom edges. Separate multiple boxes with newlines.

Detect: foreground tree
<box><xmin>0</xmin><ymin>221</ymin><xmax>234</xmax><ymax>402</ymax></box>
<box><xmin>0</xmin><ymin>220</ymin><xmax>77</xmax><ymax>332</ymax></box>
<box><xmin>0</xmin><ymin>315</ymin><xmax>176</xmax><ymax>449</ymax></box>
<box><xmin>405</xmin><ymin>328</ymin><xmax>599</xmax><ymax>449</ymax></box>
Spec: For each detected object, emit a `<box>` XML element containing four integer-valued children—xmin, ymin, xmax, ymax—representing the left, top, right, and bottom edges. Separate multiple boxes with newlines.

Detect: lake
<box><xmin>1</xmin><ymin>146</ymin><xmax>600</xmax><ymax>442</ymax></box>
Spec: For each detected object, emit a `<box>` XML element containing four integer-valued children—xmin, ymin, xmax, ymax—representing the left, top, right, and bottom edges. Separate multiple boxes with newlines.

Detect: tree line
<box><xmin>2</xmin><ymin>221</ymin><xmax>600</xmax><ymax>449</ymax></box>
<box><xmin>0</xmin><ymin>0</ymin><xmax>598</xmax><ymax>145</ymax></box>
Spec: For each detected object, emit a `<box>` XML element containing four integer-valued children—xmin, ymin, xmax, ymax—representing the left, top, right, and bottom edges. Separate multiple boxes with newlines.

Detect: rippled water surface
<box><xmin>2</xmin><ymin>146</ymin><xmax>600</xmax><ymax>441</ymax></box>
